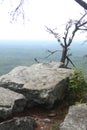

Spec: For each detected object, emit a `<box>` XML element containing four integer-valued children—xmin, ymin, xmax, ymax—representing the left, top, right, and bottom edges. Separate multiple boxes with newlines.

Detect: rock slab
<box><xmin>60</xmin><ymin>104</ymin><xmax>87</xmax><ymax>130</ymax></box>
<box><xmin>0</xmin><ymin>116</ymin><xmax>35</xmax><ymax>130</ymax></box>
<box><xmin>0</xmin><ymin>87</ymin><xmax>26</xmax><ymax>119</ymax></box>
<box><xmin>0</xmin><ymin>62</ymin><xmax>73</xmax><ymax>108</ymax></box>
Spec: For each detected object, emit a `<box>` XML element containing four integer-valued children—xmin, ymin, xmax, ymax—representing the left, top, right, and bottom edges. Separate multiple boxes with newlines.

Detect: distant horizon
<box><xmin>0</xmin><ymin>40</ymin><xmax>86</xmax><ymax>51</ymax></box>
<box><xmin>0</xmin><ymin>39</ymin><xmax>85</xmax><ymax>43</ymax></box>
<box><xmin>0</xmin><ymin>40</ymin><xmax>86</xmax><ymax>76</ymax></box>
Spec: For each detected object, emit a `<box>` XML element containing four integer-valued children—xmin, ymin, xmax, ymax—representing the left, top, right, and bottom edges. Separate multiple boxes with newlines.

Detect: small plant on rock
<box><xmin>68</xmin><ymin>68</ymin><xmax>87</xmax><ymax>100</ymax></box>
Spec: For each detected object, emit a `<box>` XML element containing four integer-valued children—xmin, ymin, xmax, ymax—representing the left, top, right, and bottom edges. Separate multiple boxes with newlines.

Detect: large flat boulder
<box><xmin>0</xmin><ymin>116</ymin><xmax>36</xmax><ymax>130</ymax></box>
<box><xmin>0</xmin><ymin>62</ymin><xmax>73</xmax><ymax>108</ymax></box>
<box><xmin>60</xmin><ymin>104</ymin><xmax>87</xmax><ymax>130</ymax></box>
<box><xmin>0</xmin><ymin>87</ymin><xmax>26</xmax><ymax>119</ymax></box>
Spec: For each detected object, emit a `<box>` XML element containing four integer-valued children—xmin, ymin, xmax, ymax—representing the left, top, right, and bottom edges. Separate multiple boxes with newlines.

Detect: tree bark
<box><xmin>74</xmin><ymin>0</ymin><xmax>87</xmax><ymax>10</ymax></box>
<box><xmin>60</xmin><ymin>46</ymin><xmax>67</xmax><ymax>63</ymax></box>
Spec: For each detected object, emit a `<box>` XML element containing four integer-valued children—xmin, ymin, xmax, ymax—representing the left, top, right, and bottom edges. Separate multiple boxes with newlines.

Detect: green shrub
<box><xmin>68</xmin><ymin>68</ymin><xmax>87</xmax><ymax>100</ymax></box>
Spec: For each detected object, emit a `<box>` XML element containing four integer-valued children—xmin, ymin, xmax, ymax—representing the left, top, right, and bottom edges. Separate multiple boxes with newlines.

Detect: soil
<box><xmin>0</xmin><ymin>99</ymin><xmax>75</xmax><ymax>130</ymax></box>
<box><xmin>14</xmin><ymin>99</ymin><xmax>74</xmax><ymax>130</ymax></box>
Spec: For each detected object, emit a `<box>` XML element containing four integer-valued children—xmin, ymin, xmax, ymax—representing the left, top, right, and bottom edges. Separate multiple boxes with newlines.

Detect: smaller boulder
<box><xmin>60</xmin><ymin>104</ymin><xmax>87</xmax><ymax>130</ymax></box>
<box><xmin>0</xmin><ymin>116</ymin><xmax>36</xmax><ymax>130</ymax></box>
<box><xmin>0</xmin><ymin>87</ymin><xmax>26</xmax><ymax>119</ymax></box>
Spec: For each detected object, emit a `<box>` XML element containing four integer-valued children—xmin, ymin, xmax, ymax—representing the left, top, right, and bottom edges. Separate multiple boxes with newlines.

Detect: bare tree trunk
<box><xmin>60</xmin><ymin>46</ymin><xmax>67</xmax><ymax>63</ymax></box>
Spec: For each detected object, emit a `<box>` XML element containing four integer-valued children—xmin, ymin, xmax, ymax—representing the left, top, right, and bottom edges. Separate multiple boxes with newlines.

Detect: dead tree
<box><xmin>46</xmin><ymin>11</ymin><xmax>87</xmax><ymax>67</ymax></box>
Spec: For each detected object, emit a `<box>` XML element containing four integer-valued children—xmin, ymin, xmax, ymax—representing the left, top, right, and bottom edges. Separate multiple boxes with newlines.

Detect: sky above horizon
<box><xmin>0</xmin><ymin>0</ymin><xmax>86</xmax><ymax>41</ymax></box>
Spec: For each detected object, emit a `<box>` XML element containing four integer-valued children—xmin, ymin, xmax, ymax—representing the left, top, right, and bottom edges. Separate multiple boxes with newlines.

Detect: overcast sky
<box><xmin>0</xmin><ymin>0</ymin><xmax>85</xmax><ymax>41</ymax></box>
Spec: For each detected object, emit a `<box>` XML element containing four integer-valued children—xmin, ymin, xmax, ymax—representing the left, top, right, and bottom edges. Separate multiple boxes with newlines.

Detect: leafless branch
<box><xmin>45</xmin><ymin>50</ymin><xmax>59</xmax><ymax>59</ymax></box>
<box><xmin>66</xmin><ymin>56</ymin><xmax>76</xmax><ymax>67</ymax></box>
<box><xmin>10</xmin><ymin>0</ymin><xmax>25</xmax><ymax>22</ymax></box>
<box><xmin>76</xmin><ymin>11</ymin><xmax>87</xmax><ymax>24</ymax></box>
<box><xmin>64</xmin><ymin>19</ymin><xmax>73</xmax><ymax>46</ymax></box>
<box><xmin>74</xmin><ymin>0</ymin><xmax>87</xmax><ymax>10</ymax></box>
<box><xmin>45</xmin><ymin>26</ymin><xmax>62</xmax><ymax>42</ymax></box>
<box><xmin>34</xmin><ymin>58</ymin><xmax>40</xmax><ymax>63</ymax></box>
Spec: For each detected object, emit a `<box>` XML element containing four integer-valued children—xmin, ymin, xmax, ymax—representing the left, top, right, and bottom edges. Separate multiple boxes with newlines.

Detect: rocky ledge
<box><xmin>0</xmin><ymin>62</ymin><xmax>73</xmax><ymax>109</ymax></box>
<box><xmin>0</xmin><ymin>62</ymin><xmax>73</xmax><ymax>129</ymax></box>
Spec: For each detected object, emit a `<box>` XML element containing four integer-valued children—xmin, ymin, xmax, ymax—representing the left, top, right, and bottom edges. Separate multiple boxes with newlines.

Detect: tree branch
<box><xmin>74</xmin><ymin>0</ymin><xmax>87</xmax><ymax>10</ymax></box>
<box><xmin>64</xmin><ymin>20</ymin><xmax>73</xmax><ymax>46</ymax></box>
<box><xmin>45</xmin><ymin>26</ymin><xmax>64</xmax><ymax>47</ymax></box>
<box><xmin>10</xmin><ymin>0</ymin><xmax>24</xmax><ymax>21</ymax></box>
<box><xmin>34</xmin><ymin>58</ymin><xmax>40</xmax><ymax>63</ymax></box>
<box><xmin>66</xmin><ymin>56</ymin><xmax>76</xmax><ymax>68</ymax></box>
<box><xmin>45</xmin><ymin>50</ymin><xmax>58</xmax><ymax>59</ymax></box>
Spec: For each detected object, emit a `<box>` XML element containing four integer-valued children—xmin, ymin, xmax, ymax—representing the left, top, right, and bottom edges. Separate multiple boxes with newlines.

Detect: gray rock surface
<box><xmin>60</xmin><ymin>104</ymin><xmax>87</xmax><ymax>130</ymax></box>
<box><xmin>0</xmin><ymin>62</ymin><xmax>73</xmax><ymax>108</ymax></box>
<box><xmin>0</xmin><ymin>116</ymin><xmax>36</xmax><ymax>130</ymax></box>
<box><xmin>0</xmin><ymin>87</ymin><xmax>26</xmax><ymax>119</ymax></box>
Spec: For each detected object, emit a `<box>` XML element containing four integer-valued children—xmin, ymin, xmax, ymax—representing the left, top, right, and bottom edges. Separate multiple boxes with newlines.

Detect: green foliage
<box><xmin>68</xmin><ymin>68</ymin><xmax>87</xmax><ymax>100</ymax></box>
<box><xmin>50</xmin><ymin>121</ymin><xmax>60</xmax><ymax>130</ymax></box>
<box><xmin>75</xmin><ymin>99</ymin><xmax>83</xmax><ymax>105</ymax></box>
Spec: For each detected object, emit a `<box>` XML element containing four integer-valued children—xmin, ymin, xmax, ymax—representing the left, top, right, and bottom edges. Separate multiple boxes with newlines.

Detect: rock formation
<box><xmin>0</xmin><ymin>87</ymin><xmax>26</xmax><ymax>119</ymax></box>
<box><xmin>60</xmin><ymin>104</ymin><xmax>87</xmax><ymax>130</ymax></box>
<box><xmin>0</xmin><ymin>116</ymin><xmax>35</xmax><ymax>130</ymax></box>
<box><xmin>0</xmin><ymin>62</ymin><xmax>73</xmax><ymax>109</ymax></box>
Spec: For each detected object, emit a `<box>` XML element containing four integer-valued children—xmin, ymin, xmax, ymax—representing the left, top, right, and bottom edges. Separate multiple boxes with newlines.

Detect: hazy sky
<box><xmin>0</xmin><ymin>0</ymin><xmax>85</xmax><ymax>41</ymax></box>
